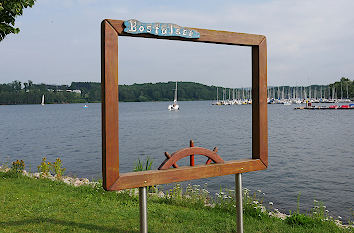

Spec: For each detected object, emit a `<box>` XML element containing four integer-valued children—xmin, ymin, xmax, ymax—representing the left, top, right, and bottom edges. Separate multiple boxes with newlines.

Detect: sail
<box><xmin>168</xmin><ymin>81</ymin><xmax>179</xmax><ymax>110</ymax></box>
<box><xmin>174</xmin><ymin>81</ymin><xmax>178</xmax><ymax>102</ymax></box>
<box><xmin>41</xmin><ymin>95</ymin><xmax>45</xmax><ymax>106</ymax></box>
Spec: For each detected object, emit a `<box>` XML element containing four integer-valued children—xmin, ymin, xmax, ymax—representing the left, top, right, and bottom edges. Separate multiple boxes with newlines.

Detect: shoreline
<box><xmin>0</xmin><ymin>166</ymin><xmax>352</xmax><ymax>229</ymax></box>
<box><xmin>1</xmin><ymin>99</ymin><xmax>353</xmax><ymax>106</ymax></box>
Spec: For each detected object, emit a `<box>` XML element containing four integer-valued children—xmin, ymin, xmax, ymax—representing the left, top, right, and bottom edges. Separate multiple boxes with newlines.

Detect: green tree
<box><xmin>328</xmin><ymin>77</ymin><xmax>353</xmax><ymax>99</ymax></box>
<box><xmin>0</xmin><ymin>0</ymin><xmax>36</xmax><ymax>41</ymax></box>
<box><xmin>11</xmin><ymin>80</ymin><xmax>21</xmax><ymax>91</ymax></box>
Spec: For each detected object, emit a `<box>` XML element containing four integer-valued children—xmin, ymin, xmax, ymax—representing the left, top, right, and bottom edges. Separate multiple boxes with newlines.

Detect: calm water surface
<box><xmin>0</xmin><ymin>102</ymin><xmax>353</xmax><ymax>220</ymax></box>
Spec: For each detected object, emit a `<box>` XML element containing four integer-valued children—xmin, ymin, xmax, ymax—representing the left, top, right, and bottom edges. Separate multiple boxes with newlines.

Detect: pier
<box><xmin>294</xmin><ymin>104</ymin><xmax>354</xmax><ymax>110</ymax></box>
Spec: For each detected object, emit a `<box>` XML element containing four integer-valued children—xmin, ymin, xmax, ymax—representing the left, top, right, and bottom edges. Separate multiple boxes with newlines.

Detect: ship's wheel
<box><xmin>158</xmin><ymin>140</ymin><xmax>224</xmax><ymax>170</ymax></box>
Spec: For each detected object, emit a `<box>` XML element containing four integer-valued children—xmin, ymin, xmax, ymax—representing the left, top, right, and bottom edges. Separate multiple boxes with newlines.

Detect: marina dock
<box><xmin>294</xmin><ymin>104</ymin><xmax>354</xmax><ymax>110</ymax></box>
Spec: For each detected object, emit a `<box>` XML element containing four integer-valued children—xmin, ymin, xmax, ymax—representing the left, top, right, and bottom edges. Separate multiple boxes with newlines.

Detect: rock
<box><xmin>269</xmin><ymin>211</ymin><xmax>288</xmax><ymax>220</ymax></box>
<box><xmin>74</xmin><ymin>178</ymin><xmax>82</xmax><ymax>187</ymax></box>
<box><xmin>62</xmin><ymin>177</ymin><xmax>72</xmax><ymax>185</ymax></box>
<box><xmin>80</xmin><ymin>178</ymin><xmax>89</xmax><ymax>184</ymax></box>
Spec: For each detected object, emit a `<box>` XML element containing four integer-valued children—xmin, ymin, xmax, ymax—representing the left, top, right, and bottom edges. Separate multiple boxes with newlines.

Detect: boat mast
<box><xmin>309</xmin><ymin>86</ymin><xmax>311</xmax><ymax>99</ymax></box>
<box><xmin>174</xmin><ymin>81</ymin><xmax>178</xmax><ymax>103</ymax></box>
<box><xmin>267</xmin><ymin>88</ymin><xmax>269</xmax><ymax>99</ymax></box>
<box><xmin>277</xmin><ymin>86</ymin><xmax>280</xmax><ymax>99</ymax></box>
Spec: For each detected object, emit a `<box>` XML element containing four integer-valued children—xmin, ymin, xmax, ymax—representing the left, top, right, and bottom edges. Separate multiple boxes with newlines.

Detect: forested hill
<box><xmin>0</xmin><ymin>81</ymin><xmax>220</xmax><ymax>104</ymax></box>
<box><xmin>61</xmin><ymin>82</ymin><xmax>221</xmax><ymax>102</ymax></box>
<box><xmin>66</xmin><ymin>81</ymin><xmax>220</xmax><ymax>102</ymax></box>
<box><xmin>118</xmin><ymin>82</ymin><xmax>218</xmax><ymax>102</ymax></box>
<box><xmin>1</xmin><ymin>78</ymin><xmax>352</xmax><ymax>105</ymax></box>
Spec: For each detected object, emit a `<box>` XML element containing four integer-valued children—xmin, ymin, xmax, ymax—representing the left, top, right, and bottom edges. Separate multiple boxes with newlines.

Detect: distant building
<box><xmin>66</xmin><ymin>89</ymin><xmax>81</xmax><ymax>94</ymax></box>
<box><xmin>72</xmin><ymin>90</ymin><xmax>81</xmax><ymax>94</ymax></box>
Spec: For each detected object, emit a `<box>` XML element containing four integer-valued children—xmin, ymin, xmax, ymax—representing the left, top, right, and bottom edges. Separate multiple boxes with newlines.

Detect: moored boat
<box><xmin>168</xmin><ymin>81</ymin><xmax>179</xmax><ymax>111</ymax></box>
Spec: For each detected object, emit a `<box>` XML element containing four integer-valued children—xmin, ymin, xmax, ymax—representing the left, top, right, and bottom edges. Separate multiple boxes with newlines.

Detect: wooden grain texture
<box><xmin>189</xmin><ymin>140</ymin><xmax>195</xmax><ymax>166</ymax></box>
<box><xmin>206</xmin><ymin>147</ymin><xmax>218</xmax><ymax>165</ymax></box>
<box><xmin>101</xmin><ymin>20</ymin><xmax>120</xmax><ymax>190</ymax></box>
<box><xmin>252</xmin><ymin>38</ymin><xmax>268</xmax><ymax>167</ymax></box>
<box><xmin>158</xmin><ymin>147</ymin><xmax>224</xmax><ymax>170</ymax></box>
<box><xmin>109</xmin><ymin>159</ymin><xmax>266</xmax><ymax>190</ymax></box>
<box><xmin>164</xmin><ymin>152</ymin><xmax>179</xmax><ymax>168</ymax></box>
<box><xmin>106</xmin><ymin>19</ymin><xmax>265</xmax><ymax>46</ymax></box>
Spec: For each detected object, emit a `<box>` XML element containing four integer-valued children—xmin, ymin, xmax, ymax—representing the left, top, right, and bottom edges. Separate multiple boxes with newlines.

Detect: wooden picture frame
<box><xmin>101</xmin><ymin>19</ymin><xmax>268</xmax><ymax>191</ymax></box>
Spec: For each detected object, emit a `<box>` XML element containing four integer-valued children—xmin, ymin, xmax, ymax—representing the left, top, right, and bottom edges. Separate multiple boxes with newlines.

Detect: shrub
<box><xmin>37</xmin><ymin>157</ymin><xmax>51</xmax><ymax>176</ymax></box>
<box><xmin>11</xmin><ymin>160</ymin><xmax>25</xmax><ymax>173</ymax></box>
<box><xmin>285</xmin><ymin>213</ymin><xmax>320</xmax><ymax>226</ymax></box>
<box><xmin>51</xmin><ymin>158</ymin><xmax>66</xmax><ymax>178</ymax></box>
<box><xmin>134</xmin><ymin>157</ymin><xmax>153</xmax><ymax>172</ymax></box>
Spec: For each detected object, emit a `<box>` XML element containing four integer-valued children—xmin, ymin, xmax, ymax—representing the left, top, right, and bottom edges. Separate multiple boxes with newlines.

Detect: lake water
<box><xmin>0</xmin><ymin>102</ymin><xmax>353</xmax><ymax>220</ymax></box>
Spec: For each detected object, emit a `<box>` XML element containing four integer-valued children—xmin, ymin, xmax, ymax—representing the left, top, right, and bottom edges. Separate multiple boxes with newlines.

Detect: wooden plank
<box><xmin>101</xmin><ymin>20</ymin><xmax>120</xmax><ymax>190</ymax></box>
<box><xmin>189</xmin><ymin>140</ymin><xmax>195</xmax><ymax>166</ymax></box>
<box><xmin>258</xmin><ymin>39</ymin><xmax>268</xmax><ymax>166</ymax></box>
<box><xmin>106</xmin><ymin>19</ymin><xmax>265</xmax><ymax>46</ymax></box>
<box><xmin>206</xmin><ymin>147</ymin><xmax>219</xmax><ymax>164</ymax></box>
<box><xmin>252</xmin><ymin>38</ymin><xmax>268</xmax><ymax>166</ymax></box>
<box><xmin>109</xmin><ymin>159</ymin><xmax>266</xmax><ymax>190</ymax></box>
<box><xmin>164</xmin><ymin>152</ymin><xmax>179</xmax><ymax>168</ymax></box>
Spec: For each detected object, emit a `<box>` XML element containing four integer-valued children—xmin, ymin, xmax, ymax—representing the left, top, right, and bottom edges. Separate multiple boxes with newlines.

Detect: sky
<box><xmin>0</xmin><ymin>0</ymin><xmax>353</xmax><ymax>88</ymax></box>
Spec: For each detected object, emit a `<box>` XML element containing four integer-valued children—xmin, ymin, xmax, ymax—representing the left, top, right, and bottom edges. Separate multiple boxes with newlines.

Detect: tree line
<box><xmin>328</xmin><ymin>77</ymin><xmax>353</xmax><ymax>99</ymax></box>
<box><xmin>0</xmin><ymin>81</ymin><xmax>220</xmax><ymax>104</ymax></box>
<box><xmin>0</xmin><ymin>78</ymin><xmax>352</xmax><ymax>105</ymax></box>
<box><xmin>0</xmin><ymin>80</ymin><xmax>84</xmax><ymax>105</ymax></box>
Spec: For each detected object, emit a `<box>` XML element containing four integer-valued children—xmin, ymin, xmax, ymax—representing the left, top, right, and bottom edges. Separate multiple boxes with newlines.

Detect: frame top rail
<box><xmin>105</xmin><ymin>19</ymin><xmax>265</xmax><ymax>46</ymax></box>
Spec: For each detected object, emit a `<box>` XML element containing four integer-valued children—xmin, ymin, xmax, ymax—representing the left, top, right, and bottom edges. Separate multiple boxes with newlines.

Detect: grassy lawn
<box><xmin>0</xmin><ymin>171</ymin><xmax>351</xmax><ymax>233</ymax></box>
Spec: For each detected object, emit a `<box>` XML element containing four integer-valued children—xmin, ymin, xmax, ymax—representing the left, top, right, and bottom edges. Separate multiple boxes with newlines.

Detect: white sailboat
<box><xmin>41</xmin><ymin>94</ymin><xmax>45</xmax><ymax>106</ymax></box>
<box><xmin>168</xmin><ymin>81</ymin><xmax>179</xmax><ymax>111</ymax></box>
<box><xmin>283</xmin><ymin>101</ymin><xmax>292</xmax><ymax>105</ymax></box>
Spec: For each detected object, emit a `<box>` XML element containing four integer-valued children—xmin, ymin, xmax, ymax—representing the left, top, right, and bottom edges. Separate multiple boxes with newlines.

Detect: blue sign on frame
<box><xmin>124</xmin><ymin>19</ymin><xmax>200</xmax><ymax>39</ymax></box>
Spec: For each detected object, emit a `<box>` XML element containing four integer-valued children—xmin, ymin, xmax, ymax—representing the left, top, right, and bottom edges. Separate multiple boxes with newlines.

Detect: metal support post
<box><xmin>139</xmin><ymin>187</ymin><xmax>148</xmax><ymax>233</ymax></box>
<box><xmin>236</xmin><ymin>173</ymin><xmax>243</xmax><ymax>233</ymax></box>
